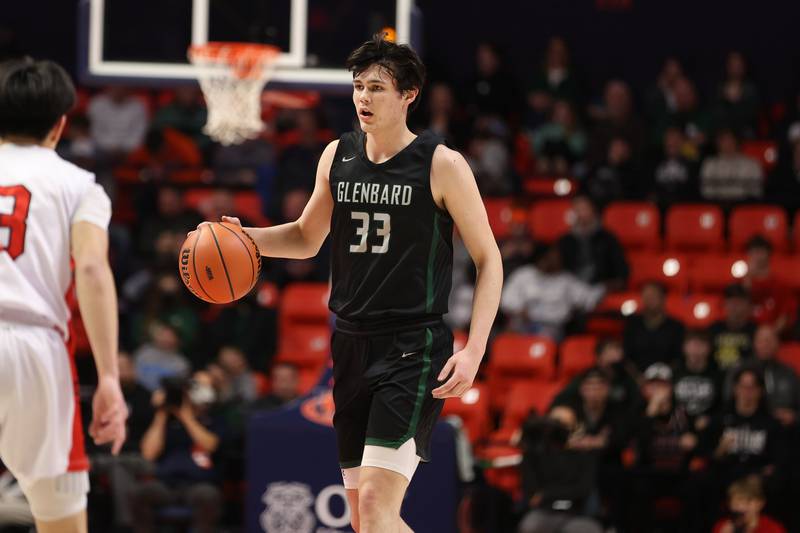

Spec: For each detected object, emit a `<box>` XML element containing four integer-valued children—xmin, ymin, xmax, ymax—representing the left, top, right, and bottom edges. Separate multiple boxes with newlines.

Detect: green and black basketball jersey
<box><xmin>328</xmin><ymin>130</ymin><xmax>453</xmax><ymax>325</ymax></box>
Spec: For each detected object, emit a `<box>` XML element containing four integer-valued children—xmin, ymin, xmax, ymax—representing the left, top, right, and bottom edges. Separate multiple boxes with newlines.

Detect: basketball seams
<box><xmin>190</xmin><ymin>226</ymin><xmax>216</xmax><ymax>303</ymax></box>
<box><xmin>208</xmin><ymin>223</ymin><xmax>236</xmax><ymax>301</ymax></box>
<box><xmin>216</xmin><ymin>222</ymin><xmax>260</xmax><ymax>290</ymax></box>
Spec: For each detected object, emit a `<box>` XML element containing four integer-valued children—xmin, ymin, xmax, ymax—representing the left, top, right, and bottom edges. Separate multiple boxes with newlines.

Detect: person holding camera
<box><xmin>130</xmin><ymin>372</ymin><xmax>223</xmax><ymax>533</ymax></box>
<box><xmin>712</xmin><ymin>476</ymin><xmax>786</xmax><ymax>533</ymax></box>
<box><xmin>517</xmin><ymin>406</ymin><xmax>603</xmax><ymax>533</ymax></box>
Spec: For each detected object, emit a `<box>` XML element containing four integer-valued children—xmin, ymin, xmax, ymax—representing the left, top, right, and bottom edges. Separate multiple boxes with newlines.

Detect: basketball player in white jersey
<box><xmin>0</xmin><ymin>58</ymin><xmax>127</xmax><ymax>533</ymax></box>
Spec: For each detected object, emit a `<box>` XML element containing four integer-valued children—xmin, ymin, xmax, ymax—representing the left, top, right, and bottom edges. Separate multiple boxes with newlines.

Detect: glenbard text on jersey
<box><xmin>336</xmin><ymin>181</ymin><xmax>413</xmax><ymax>206</ymax></box>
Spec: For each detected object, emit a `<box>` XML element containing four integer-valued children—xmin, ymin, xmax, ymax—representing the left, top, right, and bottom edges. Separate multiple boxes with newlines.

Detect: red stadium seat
<box><xmin>772</xmin><ymin>255</ymin><xmax>800</xmax><ymax>292</ymax></box>
<box><xmin>523</xmin><ymin>178</ymin><xmax>577</xmax><ymax>198</ymax></box>
<box><xmin>740</xmin><ymin>140</ymin><xmax>778</xmax><ymax>174</ymax></box>
<box><xmin>628</xmin><ymin>252</ymin><xmax>689</xmax><ymax>292</ymax></box>
<box><xmin>603</xmin><ymin>202</ymin><xmax>661</xmax><ymax>251</ymax></box>
<box><xmin>777</xmin><ymin>342</ymin><xmax>800</xmax><ymax>377</ymax></box>
<box><xmin>666</xmin><ymin>293</ymin><xmax>723</xmax><ymax>328</ymax></box>
<box><xmin>559</xmin><ymin>335</ymin><xmax>598</xmax><ymax>381</ymax></box>
<box><xmin>528</xmin><ymin>200</ymin><xmax>573</xmax><ymax>243</ymax></box>
<box><xmin>483</xmin><ymin>197</ymin><xmax>515</xmax><ymax>239</ymax></box>
<box><xmin>276</xmin><ymin>324</ymin><xmax>330</xmax><ymax>367</ymax></box>
<box><xmin>453</xmin><ymin>330</ymin><xmax>468</xmax><ymax>353</ymax></box>
<box><xmin>440</xmin><ymin>383</ymin><xmax>491</xmax><ymax>446</ymax></box>
<box><xmin>499</xmin><ymin>382</ymin><xmax>564</xmax><ymax>436</ymax></box>
<box><xmin>728</xmin><ymin>205</ymin><xmax>788</xmax><ymax>252</ymax></box>
<box><xmin>487</xmin><ymin>334</ymin><xmax>557</xmax><ymax>411</ymax></box>
<box><xmin>665</xmin><ymin>204</ymin><xmax>725</xmax><ymax>252</ymax></box>
<box><xmin>279</xmin><ymin>283</ymin><xmax>330</xmax><ymax>324</ymax></box>
<box><xmin>594</xmin><ymin>291</ymin><xmax>642</xmax><ymax>315</ymax></box>
<box><xmin>234</xmin><ymin>191</ymin><xmax>270</xmax><ymax>227</ymax></box>
<box><xmin>688</xmin><ymin>254</ymin><xmax>748</xmax><ymax>292</ymax></box>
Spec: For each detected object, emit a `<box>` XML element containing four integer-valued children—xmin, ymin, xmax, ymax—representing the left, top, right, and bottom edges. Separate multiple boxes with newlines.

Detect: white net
<box><xmin>188</xmin><ymin>43</ymin><xmax>280</xmax><ymax>146</ymax></box>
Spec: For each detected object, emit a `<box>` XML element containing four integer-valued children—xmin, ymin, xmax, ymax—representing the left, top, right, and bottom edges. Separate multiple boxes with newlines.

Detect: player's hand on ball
<box><xmin>432</xmin><ymin>347</ymin><xmax>482</xmax><ymax>399</ymax></box>
<box><xmin>220</xmin><ymin>215</ymin><xmax>242</xmax><ymax>227</ymax></box>
<box><xmin>89</xmin><ymin>375</ymin><xmax>128</xmax><ymax>455</ymax></box>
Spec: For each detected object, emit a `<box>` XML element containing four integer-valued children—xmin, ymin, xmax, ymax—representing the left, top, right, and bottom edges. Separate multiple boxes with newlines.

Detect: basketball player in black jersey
<box><xmin>220</xmin><ymin>35</ymin><xmax>502</xmax><ymax>533</ymax></box>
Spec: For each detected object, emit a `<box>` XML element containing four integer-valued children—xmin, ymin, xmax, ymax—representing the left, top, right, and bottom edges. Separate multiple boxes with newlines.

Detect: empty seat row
<box><xmin>485</xmin><ymin>199</ymin><xmax>798</xmax><ymax>253</ymax></box>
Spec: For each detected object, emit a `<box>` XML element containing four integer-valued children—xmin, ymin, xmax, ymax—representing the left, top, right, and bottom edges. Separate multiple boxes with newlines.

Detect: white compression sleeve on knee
<box><xmin>20</xmin><ymin>472</ymin><xmax>89</xmax><ymax>522</ymax></box>
<box><xmin>360</xmin><ymin>438</ymin><xmax>421</xmax><ymax>483</ymax></box>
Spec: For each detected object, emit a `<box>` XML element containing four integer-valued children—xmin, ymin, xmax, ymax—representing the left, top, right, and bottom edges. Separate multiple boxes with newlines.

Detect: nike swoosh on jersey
<box><xmin>342</xmin><ymin>155</ymin><xmax>357</xmax><ymax>162</ymax></box>
<box><xmin>401</xmin><ymin>351</ymin><xmax>418</xmax><ymax>358</ymax></box>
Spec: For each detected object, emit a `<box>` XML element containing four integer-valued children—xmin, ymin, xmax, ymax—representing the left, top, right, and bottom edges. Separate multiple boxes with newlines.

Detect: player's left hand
<box><xmin>89</xmin><ymin>375</ymin><xmax>129</xmax><ymax>455</ymax></box>
<box><xmin>432</xmin><ymin>347</ymin><xmax>482</xmax><ymax>399</ymax></box>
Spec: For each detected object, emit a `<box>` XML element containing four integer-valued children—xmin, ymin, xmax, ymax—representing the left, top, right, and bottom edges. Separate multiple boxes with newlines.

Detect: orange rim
<box><xmin>188</xmin><ymin>42</ymin><xmax>281</xmax><ymax>79</ymax></box>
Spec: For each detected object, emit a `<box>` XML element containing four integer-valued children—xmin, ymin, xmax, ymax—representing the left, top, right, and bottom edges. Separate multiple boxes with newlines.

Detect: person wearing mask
<box><xmin>557</xmin><ymin>195</ymin><xmax>629</xmax><ymax>292</ymax></box>
<box><xmin>710</xmin><ymin>284</ymin><xmax>758</xmax><ymax>370</ymax></box>
<box><xmin>624</xmin><ymin>282</ymin><xmax>685</xmax><ymax>371</ymax></box>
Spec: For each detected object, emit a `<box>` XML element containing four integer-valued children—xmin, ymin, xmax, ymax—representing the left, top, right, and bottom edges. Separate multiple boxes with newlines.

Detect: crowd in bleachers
<box><xmin>2</xmin><ymin>34</ymin><xmax>799</xmax><ymax>533</ymax></box>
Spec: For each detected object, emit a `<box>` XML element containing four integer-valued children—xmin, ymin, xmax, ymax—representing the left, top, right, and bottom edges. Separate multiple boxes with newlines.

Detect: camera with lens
<box><xmin>161</xmin><ymin>376</ymin><xmax>190</xmax><ymax>409</ymax></box>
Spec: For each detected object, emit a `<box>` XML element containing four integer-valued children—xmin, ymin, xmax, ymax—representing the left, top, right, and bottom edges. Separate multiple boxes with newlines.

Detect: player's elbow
<box><xmin>74</xmin><ymin>256</ymin><xmax>110</xmax><ymax>281</ymax></box>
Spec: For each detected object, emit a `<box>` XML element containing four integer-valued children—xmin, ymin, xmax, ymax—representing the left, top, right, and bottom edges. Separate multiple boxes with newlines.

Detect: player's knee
<box><xmin>357</xmin><ymin>482</ymin><xmax>383</xmax><ymax>518</ymax></box>
<box><xmin>21</xmin><ymin>472</ymin><xmax>89</xmax><ymax>522</ymax></box>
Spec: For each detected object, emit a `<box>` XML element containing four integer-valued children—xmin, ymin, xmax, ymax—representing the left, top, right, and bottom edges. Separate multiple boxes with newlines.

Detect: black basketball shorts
<box><xmin>331</xmin><ymin>319</ymin><xmax>453</xmax><ymax>468</ymax></box>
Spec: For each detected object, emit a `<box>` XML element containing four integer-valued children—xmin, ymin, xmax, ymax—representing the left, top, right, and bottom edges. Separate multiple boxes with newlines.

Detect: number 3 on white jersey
<box><xmin>350</xmin><ymin>211</ymin><xmax>391</xmax><ymax>254</ymax></box>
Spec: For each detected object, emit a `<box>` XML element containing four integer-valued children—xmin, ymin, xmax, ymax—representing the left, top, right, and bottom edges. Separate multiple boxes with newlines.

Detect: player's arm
<box><xmin>71</xmin><ymin>218</ymin><xmax>127</xmax><ymax>453</ymax></box>
<box><xmin>223</xmin><ymin>140</ymin><xmax>338</xmax><ymax>259</ymax></box>
<box><xmin>430</xmin><ymin>145</ymin><xmax>503</xmax><ymax>399</ymax></box>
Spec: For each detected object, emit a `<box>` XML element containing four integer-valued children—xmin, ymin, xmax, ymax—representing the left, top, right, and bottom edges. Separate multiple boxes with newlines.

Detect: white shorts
<box><xmin>0</xmin><ymin>323</ymin><xmax>87</xmax><ymax>486</ymax></box>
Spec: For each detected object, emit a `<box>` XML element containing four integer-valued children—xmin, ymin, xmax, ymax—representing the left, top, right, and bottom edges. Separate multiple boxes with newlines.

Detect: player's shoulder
<box><xmin>318</xmin><ymin>139</ymin><xmax>341</xmax><ymax>177</ymax></box>
<box><xmin>431</xmin><ymin>144</ymin><xmax>471</xmax><ymax>182</ymax></box>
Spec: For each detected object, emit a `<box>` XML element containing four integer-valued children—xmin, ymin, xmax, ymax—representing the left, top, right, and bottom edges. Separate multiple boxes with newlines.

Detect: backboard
<box><xmin>78</xmin><ymin>0</ymin><xmax>421</xmax><ymax>91</ymax></box>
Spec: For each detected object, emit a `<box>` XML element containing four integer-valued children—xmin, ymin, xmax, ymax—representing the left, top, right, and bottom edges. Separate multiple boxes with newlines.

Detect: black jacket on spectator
<box><xmin>557</xmin><ymin>228</ymin><xmax>629</xmax><ymax>286</ymax></box>
<box><xmin>699</xmin><ymin>408</ymin><xmax>787</xmax><ymax>484</ymax></box>
<box><xmin>673</xmin><ymin>359</ymin><xmax>722</xmax><ymax>424</ymax></box>
<box><xmin>122</xmin><ymin>382</ymin><xmax>155</xmax><ymax>454</ymax></box>
<box><xmin>624</xmin><ymin>315</ymin><xmax>685</xmax><ymax>371</ymax></box>
<box><xmin>635</xmin><ymin>405</ymin><xmax>694</xmax><ymax>472</ymax></box>
<box><xmin>724</xmin><ymin>360</ymin><xmax>800</xmax><ymax>414</ymax></box>
<box><xmin>569</xmin><ymin>400</ymin><xmax>633</xmax><ymax>465</ymax></box>
<box><xmin>520</xmin><ymin>438</ymin><xmax>596</xmax><ymax>512</ymax></box>
<box><xmin>156</xmin><ymin>413</ymin><xmax>224</xmax><ymax>486</ymax></box>
<box><xmin>708</xmin><ymin>319</ymin><xmax>756</xmax><ymax>371</ymax></box>
<box><xmin>552</xmin><ymin>365</ymin><xmax>643</xmax><ymax>417</ymax></box>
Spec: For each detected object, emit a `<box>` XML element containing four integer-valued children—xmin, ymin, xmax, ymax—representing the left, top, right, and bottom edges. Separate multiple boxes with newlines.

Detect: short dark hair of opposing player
<box><xmin>0</xmin><ymin>58</ymin><xmax>76</xmax><ymax>141</ymax></box>
<box><xmin>345</xmin><ymin>33</ymin><xmax>426</xmax><ymax>111</ymax></box>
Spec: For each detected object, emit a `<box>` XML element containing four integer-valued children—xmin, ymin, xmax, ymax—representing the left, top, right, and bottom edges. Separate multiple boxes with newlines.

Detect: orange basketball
<box><xmin>178</xmin><ymin>222</ymin><xmax>261</xmax><ymax>304</ymax></box>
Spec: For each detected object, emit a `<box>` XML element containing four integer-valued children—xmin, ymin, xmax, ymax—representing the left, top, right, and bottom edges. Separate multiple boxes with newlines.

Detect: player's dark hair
<box><xmin>0</xmin><ymin>57</ymin><xmax>76</xmax><ymax>141</ymax></box>
<box><xmin>345</xmin><ymin>33</ymin><xmax>426</xmax><ymax>111</ymax></box>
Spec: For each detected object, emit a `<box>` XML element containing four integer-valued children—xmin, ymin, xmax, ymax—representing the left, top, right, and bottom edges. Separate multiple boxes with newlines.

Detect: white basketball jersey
<box><xmin>0</xmin><ymin>144</ymin><xmax>110</xmax><ymax>338</ymax></box>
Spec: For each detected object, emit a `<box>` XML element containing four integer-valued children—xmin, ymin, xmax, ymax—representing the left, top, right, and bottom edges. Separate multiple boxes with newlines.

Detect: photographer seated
<box><xmin>713</xmin><ymin>476</ymin><xmax>786</xmax><ymax>533</ymax></box>
<box><xmin>130</xmin><ymin>372</ymin><xmax>224</xmax><ymax>533</ymax></box>
<box><xmin>517</xmin><ymin>406</ymin><xmax>603</xmax><ymax>533</ymax></box>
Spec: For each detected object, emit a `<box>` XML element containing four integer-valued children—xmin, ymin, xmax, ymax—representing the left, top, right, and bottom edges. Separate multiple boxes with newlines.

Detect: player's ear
<box><xmin>404</xmin><ymin>88</ymin><xmax>419</xmax><ymax>106</ymax></box>
<box><xmin>45</xmin><ymin>115</ymin><xmax>68</xmax><ymax>148</ymax></box>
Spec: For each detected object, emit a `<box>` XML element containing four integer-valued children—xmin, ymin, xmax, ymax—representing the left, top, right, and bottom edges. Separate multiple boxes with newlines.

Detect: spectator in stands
<box><xmin>249</xmin><ymin>362</ymin><xmax>300</xmax><ymax>411</ymax></box>
<box><xmin>701</xmin><ymin>128</ymin><xmax>764</xmax><ymax>203</ymax></box>
<box><xmin>501</xmin><ymin>245</ymin><xmax>605</xmax><ymax>340</ymax></box>
<box><xmin>700</xmin><ymin>367</ymin><xmax>788</xmax><ymax>509</ymax></box>
<box><xmin>624</xmin><ymin>281</ymin><xmax>685</xmax><ymax>371</ymax></box>
<box><xmin>466</xmin><ymin>116</ymin><xmax>513</xmax><ymax>195</ymax></box>
<box><xmin>710</xmin><ymin>284</ymin><xmax>757</xmax><ymax>370</ymax></box>
<box><xmin>645</xmin><ymin>57</ymin><xmax>685</xmax><ymax>122</ymax></box>
<box><xmin>526</xmin><ymin>36</ymin><xmax>581</xmax><ymax>128</ymax></box>
<box><xmin>673</xmin><ymin>330</ymin><xmax>722</xmax><ymax>431</ymax></box>
<box><xmin>499</xmin><ymin>210</ymin><xmax>536</xmax><ymax>274</ymax></box>
<box><xmin>583</xmin><ymin>136</ymin><xmax>640</xmax><ymax>207</ymax></box>
<box><xmin>517</xmin><ymin>406</ymin><xmax>602</xmax><ymax>533</ymax></box>
<box><xmin>727</xmin><ymin>325</ymin><xmax>800</xmax><ymax>428</ymax></box>
<box><xmin>87</xmin><ymin>86</ymin><xmax>148</xmax><ymax>156</ymax></box>
<box><xmin>557</xmin><ymin>194</ymin><xmax>629</xmax><ymax>291</ymax></box>
<box><xmin>649</xmin><ymin>126</ymin><xmax>700</xmax><ymax>209</ymax></box>
<box><xmin>531</xmin><ymin>99</ymin><xmax>587</xmax><ymax>176</ymax></box>
<box><xmin>711</xmin><ymin>51</ymin><xmax>760</xmax><ymax>139</ymax></box>
<box><xmin>713</xmin><ymin>476</ymin><xmax>786</xmax><ymax>533</ymax></box>
<box><xmin>766</xmin><ymin>139</ymin><xmax>800</xmax><ymax>211</ymax></box>
<box><xmin>134</xmin><ymin>321</ymin><xmax>191</xmax><ymax>391</ymax></box>
<box><xmin>217</xmin><ymin>345</ymin><xmax>258</xmax><ymax>403</ymax></box>
<box><xmin>58</xmin><ymin>114</ymin><xmax>96</xmax><ymax>168</ymax></box>
<box><xmin>135</xmin><ymin>186</ymin><xmax>203</xmax><ymax>261</ymax></box>
<box><xmin>213</xmin><ymin>134</ymin><xmax>276</xmax><ymax>185</ymax></box>
<box><xmin>653</xmin><ymin>76</ymin><xmax>709</xmax><ymax>152</ymax></box>
<box><xmin>629</xmin><ymin>363</ymin><xmax>699</xmax><ymax>532</ymax></box>
<box><xmin>118</xmin><ymin>126</ymin><xmax>204</xmax><ymax>184</ymax></box>
<box><xmin>151</xmin><ymin>86</ymin><xmax>210</xmax><ymax>153</ymax></box>
<box><xmin>743</xmin><ymin>236</ymin><xmax>797</xmax><ymax>333</ymax></box>
<box><xmin>413</xmin><ymin>81</ymin><xmax>470</xmax><ymax>149</ymax></box>
<box><xmin>587</xmin><ymin>79</ymin><xmax>646</xmax><ymax>168</ymax></box>
<box><xmin>132</xmin><ymin>372</ymin><xmax>224</xmax><ymax>533</ymax></box>
<box><xmin>552</xmin><ymin>338</ymin><xmax>642</xmax><ymax>415</ymax></box>
<box><xmin>468</xmin><ymin>41</ymin><xmax>519</xmax><ymax>120</ymax></box>
<box><xmin>91</xmin><ymin>352</ymin><xmax>154</xmax><ymax>530</ymax></box>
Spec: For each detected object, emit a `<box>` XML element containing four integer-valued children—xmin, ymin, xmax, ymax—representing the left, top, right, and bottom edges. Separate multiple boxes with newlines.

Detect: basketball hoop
<box><xmin>188</xmin><ymin>42</ymin><xmax>280</xmax><ymax>146</ymax></box>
